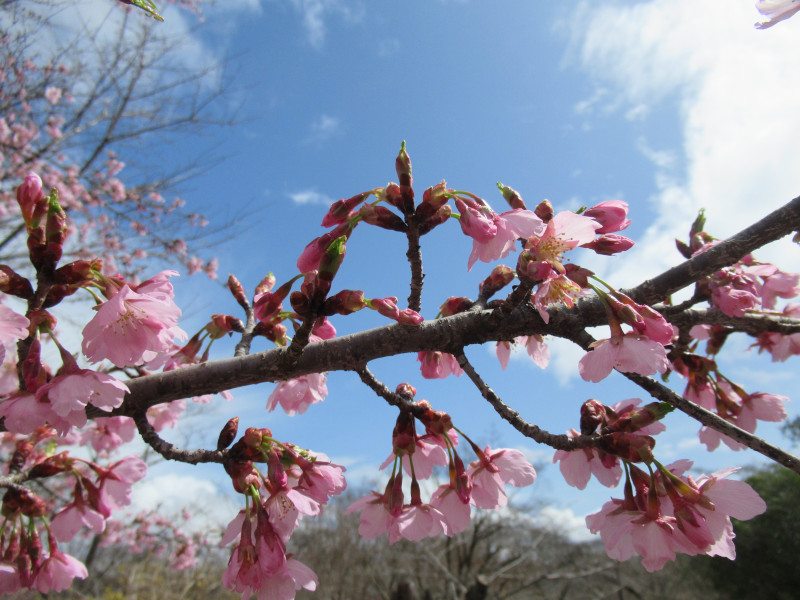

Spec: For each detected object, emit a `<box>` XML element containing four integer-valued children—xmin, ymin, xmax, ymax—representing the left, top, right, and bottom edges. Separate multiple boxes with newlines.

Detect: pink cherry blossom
<box><xmin>33</xmin><ymin>549</ymin><xmax>88</xmax><ymax>593</ymax></box>
<box><xmin>37</xmin><ymin>370</ymin><xmax>128</xmax><ymax>422</ymax></box>
<box><xmin>455</xmin><ymin>198</ymin><xmax>544</xmax><ymax>270</ymax></box>
<box><xmin>582</xmin><ymin>200</ymin><xmax>630</xmax><ymax>234</ymax></box>
<box><xmin>532</xmin><ymin>273</ymin><xmax>583</xmax><ymax>323</ymax></box>
<box><xmin>553</xmin><ymin>429</ymin><xmax>622</xmax><ymax>490</ymax></box>
<box><xmin>526</xmin><ymin>211</ymin><xmax>601</xmax><ymax>271</ymax></box>
<box><xmin>50</xmin><ymin>497</ymin><xmax>106</xmax><ymax>542</ymax></box>
<box><xmin>266</xmin><ymin>373</ymin><xmax>327</xmax><ymax>416</ymax></box>
<box><xmin>578</xmin><ymin>334</ymin><xmax>669</xmax><ymax>383</ymax></box>
<box><xmin>97</xmin><ymin>456</ymin><xmax>147</xmax><ymax>512</ymax></box>
<box><xmin>756</xmin><ymin>266</ymin><xmax>800</xmax><ymax>309</ymax></box>
<box><xmin>257</xmin><ymin>558</ymin><xmax>318</xmax><ymax>600</ymax></box>
<box><xmin>429</xmin><ymin>484</ymin><xmax>471</xmax><ymax>535</ymax></box>
<box><xmin>82</xmin><ymin>280</ymin><xmax>186</xmax><ymax>368</ymax></box>
<box><xmin>0</xmin><ymin>305</ymin><xmax>29</xmax><ymax>365</ymax></box>
<box><xmin>0</xmin><ymin>392</ymin><xmax>51</xmax><ymax>434</ymax></box>
<box><xmin>147</xmin><ymin>399</ymin><xmax>187</xmax><ymax>431</ymax></box>
<box><xmin>44</xmin><ymin>86</ymin><xmax>62</xmax><ymax>105</ymax></box>
<box><xmin>380</xmin><ymin>434</ymin><xmax>448</xmax><ymax>480</ymax></box>
<box><xmin>346</xmin><ymin>492</ymin><xmax>394</xmax><ymax>539</ymax></box>
<box><xmin>496</xmin><ymin>336</ymin><xmax>550</xmax><ymax>370</ymax></box>
<box><xmin>468</xmin><ymin>446</ymin><xmax>536</xmax><ymax>509</ymax></box>
<box><xmin>417</xmin><ymin>351</ymin><xmax>463</xmax><ymax>379</ymax></box>
<box><xmin>294</xmin><ymin>454</ymin><xmax>347</xmax><ymax>505</ymax></box>
<box><xmin>80</xmin><ymin>416</ymin><xmax>137</xmax><ymax>452</ymax></box>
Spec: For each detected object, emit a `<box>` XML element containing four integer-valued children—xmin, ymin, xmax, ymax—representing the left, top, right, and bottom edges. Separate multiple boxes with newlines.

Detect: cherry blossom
<box><xmin>82</xmin><ymin>275</ymin><xmax>186</xmax><ymax>367</ymax></box>
<box><xmin>454</xmin><ymin>197</ymin><xmax>545</xmax><ymax>270</ymax></box>
<box><xmin>417</xmin><ymin>351</ymin><xmax>463</xmax><ymax>379</ymax></box>
<box><xmin>33</xmin><ymin>548</ymin><xmax>88</xmax><ymax>593</ymax></box>
<box><xmin>0</xmin><ymin>305</ymin><xmax>29</xmax><ymax>365</ymax></box>
<box><xmin>553</xmin><ymin>429</ymin><xmax>622</xmax><ymax>490</ymax></box>
<box><xmin>266</xmin><ymin>373</ymin><xmax>328</xmax><ymax>416</ymax></box>
<box><xmin>579</xmin><ymin>333</ymin><xmax>669</xmax><ymax>382</ymax></box>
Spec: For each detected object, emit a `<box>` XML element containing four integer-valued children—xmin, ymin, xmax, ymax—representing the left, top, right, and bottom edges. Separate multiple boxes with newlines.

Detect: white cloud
<box><xmin>568</xmin><ymin>0</ymin><xmax>800</xmax><ymax>288</ymax></box>
<box><xmin>289</xmin><ymin>0</ymin><xmax>364</xmax><ymax>49</ymax></box>
<box><xmin>129</xmin><ymin>474</ymin><xmax>238</xmax><ymax>534</ymax></box>
<box><xmin>304</xmin><ymin>113</ymin><xmax>343</xmax><ymax>145</ymax></box>
<box><xmin>546</xmin><ymin>336</ymin><xmax>588</xmax><ymax>386</ymax></box>
<box><xmin>531</xmin><ymin>505</ymin><xmax>595</xmax><ymax>542</ymax></box>
<box><xmin>288</xmin><ymin>188</ymin><xmax>334</xmax><ymax>205</ymax></box>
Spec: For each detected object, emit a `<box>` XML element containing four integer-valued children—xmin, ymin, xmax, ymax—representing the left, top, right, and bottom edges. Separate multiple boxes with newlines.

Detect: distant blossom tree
<box><xmin>0</xmin><ymin>2</ymin><xmax>799</xmax><ymax>599</ymax></box>
<box><xmin>0</xmin><ymin>0</ymin><xmax>224</xmax><ymax>280</ymax></box>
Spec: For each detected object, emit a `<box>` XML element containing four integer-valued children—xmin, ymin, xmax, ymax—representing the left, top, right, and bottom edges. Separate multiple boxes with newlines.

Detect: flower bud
<box><xmin>479</xmin><ymin>265</ymin><xmax>515</xmax><ymax>298</ymax></box>
<box><xmin>217</xmin><ymin>417</ymin><xmax>239</xmax><ymax>451</ymax></box>
<box><xmin>322</xmin><ymin>191</ymin><xmax>371</xmax><ymax>227</ymax></box>
<box><xmin>323</xmin><ymin>289</ymin><xmax>366</xmax><ymax>315</ymax></box>
<box><xmin>227</xmin><ymin>274</ymin><xmax>248</xmax><ymax>306</ymax></box>
<box><xmin>599</xmin><ymin>432</ymin><xmax>655</xmax><ymax>463</ymax></box>
<box><xmin>416</xmin><ymin>181</ymin><xmax>450</xmax><ymax>220</ymax></box>
<box><xmin>395</xmin><ymin>141</ymin><xmax>412</xmax><ymax>189</ymax></box>
<box><xmin>439</xmin><ymin>297</ymin><xmax>472</xmax><ymax>317</ymax></box>
<box><xmin>418</xmin><ymin>204</ymin><xmax>452</xmax><ymax>235</ymax></box>
<box><xmin>0</xmin><ymin>265</ymin><xmax>33</xmax><ymax>300</ymax></box>
<box><xmin>358</xmin><ymin>204</ymin><xmax>407</xmax><ymax>232</ymax></box>
<box><xmin>395</xmin><ymin>383</ymin><xmax>416</xmax><ymax>398</ymax></box>
<box><xmin>581</xmin><ymin>233</ymin><xmax>635</xmax><ymax>255</ymax></box>
<box><xmin>583</xmin><ymin>200</ymin><xmax>630</xmax><ymax>234</ymax></box>
<box><xmin>16</xmin><ymin>173</ymin><xmax>45</xmax><ymax>227</ymax></box>
<box><xmin>497</xmin><ymin>182</ymin><xmax>526</xmax><ymax>210</ymax></box>
<box><xmin>609</xmin><ymin>402</ymin><xmax>674</xmax><ymax>433</ymax></box>
<box><xmin>580</xmin><ymin>399</ymin><xmax>606</xmax><ymax>435</ymax></box>
<box><xmin>533</xmin><ymin>199</ymin><xmax>554</xmax><ymax>222</ymax></box>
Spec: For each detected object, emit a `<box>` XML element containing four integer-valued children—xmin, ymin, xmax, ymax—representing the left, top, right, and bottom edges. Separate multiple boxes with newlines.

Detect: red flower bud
<box><xmin>533</xmin><ymin>199</ymin><xmax>554</xmax><ymax>222</ymax></box>
<box><xmin>0</xmin><ymin>265</ymin><xmax>33</xmax><ymax>300</ymax></box>
<box><xmin>322</xmin><ymin>191</ymin><xmax>371</xmax><ymax>227</ymax></box>
<box><xmin>479</xmin><ymin>265</ymin><xmax>515</xmax><ymax>298</ymax></box>
<box><xmin>439</xmin><ymin>297</ymin><xmax>472</xmax><ymax>317</ymax></box>
<box><xmin>16</xmin><ymin>173</ymin><xmax>45</xmax><ymax>227</ymax></box>
<box><xmin>358</xmin><ymin>204</ymin><xmax>407</xmax><ymax>232</ymax></box>
<box><xmin>418</xmin><ymin>204</ymin><xmax>452</xmax><ymax>235</ymax></box>
<box><xmin>581</xmin><ymin>233</ymin><xmax>635</xmax><ymax>255</ymax></box>
<box><xmin>497</xmin><ymin>182</ymin><xmax>526</xmax><ymax>210</ymax></box>
<box><xmin>227</xmin><ymin>274</ymin><xmax>248</xmax><ymax>306</ymax></box>
<box><xmin>580</xmin><ymin>399</ymin><xmax>606</xmax><ymax>435</ymax></box>
<box><xmin>217</xmin><ymin>417</ymin><xmax>240</xmax><ymax>451</ymax></box>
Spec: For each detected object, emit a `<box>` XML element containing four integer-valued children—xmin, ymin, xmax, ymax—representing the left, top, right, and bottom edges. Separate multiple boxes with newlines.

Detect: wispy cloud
<box><xmin>288</xmin><ymin>188</ymin><xmax>334</xmax><ymax>205</ymax></box>
<box><xmin>303</xmin><ymin>113</ymin><xmax>343</xmax><ymax>146</ymax></box>
<box><xmin>289</xmin><ymin>0</ymin><xmax>365</xmax><ymax>49</ymax></box>
<box><xmin>567</xmin><ymin>0</ymin><xmax>800</xmax><ymax>288</ymax></box>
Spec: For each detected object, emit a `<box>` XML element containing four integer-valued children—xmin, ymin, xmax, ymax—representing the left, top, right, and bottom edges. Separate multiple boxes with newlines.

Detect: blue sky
<box><xmin>35</xmin><ymin>1</ymin><xmax>800</xmax><ymax>540</ymax></box>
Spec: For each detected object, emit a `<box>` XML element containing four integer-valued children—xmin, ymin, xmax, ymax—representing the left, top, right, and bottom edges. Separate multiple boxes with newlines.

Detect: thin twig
<box><xmin>621</xmin><ymin>372</ymin><xmax>800</xmax><ymax>474</ymax></box>
<box><xmin>132</xmin><ymin>410</ymin><xmax>225</xmax><ymax>465</ymax></box>
<box><xmin>405</xmin><ymin>212</ymin><xmax>424</xmax><ymax>313</ymax></box>
<box><xmin>454</xmin><ymin>351</ymin><xmax>601</xmax><ymax>451</ymax></box>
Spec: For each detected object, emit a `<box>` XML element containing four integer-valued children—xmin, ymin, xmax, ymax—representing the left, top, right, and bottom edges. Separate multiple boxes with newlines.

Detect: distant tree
<box><xmin>696</xmin><ymin>464</ymin><xmax>800</xmax><ymax>600</ymax></box>
<box><xmin>0</xmin><ymin>0</ymin><xmax>227</xmax><ymax>279</ymax></box>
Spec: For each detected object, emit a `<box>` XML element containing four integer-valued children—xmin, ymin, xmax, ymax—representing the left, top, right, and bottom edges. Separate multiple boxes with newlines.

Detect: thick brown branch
<box><xmin>626</xmin><ymin>195</ymin><xmax>800</xmax><ymax>305</ymax></box>
<box><xmin>666</xmin><ymin>308</ymin><xmax>800</xmax><ymax>336</ymax></box>
<box><xmin>88</xmin><ymin>197</ymin><xmax>800</xmax><ymax>432</ymax></box>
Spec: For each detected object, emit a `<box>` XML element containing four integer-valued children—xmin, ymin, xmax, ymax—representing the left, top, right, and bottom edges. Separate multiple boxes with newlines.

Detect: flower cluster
<box><xmin>221</xmin><ymin>425</ymin><xmax>346</xmax><ymax>600</ymax></box>
<box><xmin>587</xmin><ymin>461</ymin><xmax>766</xmax><ymax>571</ymax></box>
<box><xmin>0</xmin><ymin>428</ymin><xmax>145</xmax><ymax>593</ymax></box>
<box><xmin>347</xmin><ymin>397</ymin><xmax>536</xmax><ymax>544</ymax></box>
